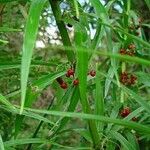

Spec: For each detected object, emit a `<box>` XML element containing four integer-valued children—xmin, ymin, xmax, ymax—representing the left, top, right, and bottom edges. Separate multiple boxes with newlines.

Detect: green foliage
<box><xmin>0</xmin><ymin>0</ymin><xmax>150</xmax><ymax>149</ymax></box>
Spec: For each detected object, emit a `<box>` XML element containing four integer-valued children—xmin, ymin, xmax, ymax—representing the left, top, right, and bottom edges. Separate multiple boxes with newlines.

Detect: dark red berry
<box><xmin>89</xmin><ymin>70</ymin><xmax>96</xmax><ymax>77</ymax></box>
<box><xmin>129</xmin><ymin>74</ymin><xmax>137</xmax><ymax>85</ymax></box>
<box><xmin>73</xmin><ymin>79</ymin><xmax>79</xmax><ymax>86</ymax></box>
<box><xmin>66</xmin><ymin>68</ymin><xmax>74</xmax><ymax>77</ymax></box>
<box><xmin>119</xmin><ymin>48</ymin><xmax>126</xmax><ymax>55</ymax></box>
<box><xmin>56</xmin><ymin>77</ymin><xmax>64</xmax><ymax>85</ymax></box>
<box><xmin>120</xmin><ymin>72</ymin><xmax>129</xmax><ymax>85</ymax></box>
<box><xmin>120</xmin><ymin>107</ymin><xmax>131</xmax><ymax>117</ymax></box>
<box><xmin>60</xmin><ymin>82</ymin><xmax>68</xmax><ymax>89</ymax></box>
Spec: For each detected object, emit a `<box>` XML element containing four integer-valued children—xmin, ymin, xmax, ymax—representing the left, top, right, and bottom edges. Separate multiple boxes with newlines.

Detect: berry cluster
<box><xmin>56</xmin><ymin>69</ymin><xmax>96</xmax><ymax>89</ymax></box>
<box><xmin>129</xmin><ymin>18</ymin><xmax>142</xmax><ymax>36</ymax></box>
<box><xmin>56</xmin><ymin>68</ymin><xmax>79</xmax><ymax>89</ymax></box>
<box><xmin>120</xmin><ymin>107</ymin><xmax>137</xmax><ymax>121</ymax></box>
<box><xmin>120</xmin><ymin>72</ymin><xmax>137</xmax><ymax>86</ymax></box>
<box><xmin>56</xmin><ymin>77</ymin><xmax>68</xmax><ymax>89</ymax></box>
<box><xmin>119</xmin><ymin>44</ymin><xmax>136</xmax><ymax>56</ymax></box>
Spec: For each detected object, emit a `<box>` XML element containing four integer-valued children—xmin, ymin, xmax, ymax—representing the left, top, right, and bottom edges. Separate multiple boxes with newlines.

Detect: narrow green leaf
<box><xmin>104</xmin><ymin>67</ymin><xmax>115</xmax><ymax>98</ymax></box>
<box><xmin>95</xmin><ymin>65</ymin><xmax>104</xmax><ymax>115</ymax></box>
<box><xmin>4</xmin><ymin>138</ymin><xmax>47</xmax><ymax>147</ymax></box>
<box><xmin>0</xmin><ymin>134</ymin><xmax>5</xmax><ymax>150</ymax></box>
<box><xmin>110</xmin><ymin>131</ymin><xmax>136</xmax><ymax>150</ymax></box>
<box><xmin>0</xmin><ymin>93</ymin><xmax>15</xmax><ymax>109</ymax></box>
<box><xmin>125</xmin><ymin>132</ymin><xmax>140</xmax><ymax>150</ymax></box>
<box><xmin>54</xmin><ymin>87</ymin><xmax>79</xmax><ymax>134</ymax></box>
<box><xmin>89</xmin><ymin>0</ymin><xmax>108</xmax><ymax>22</ymax></box>
<box><xmin>0</xmin><ymin>105</ymin><xmax>55</xmax><ymax>125</ymax></box>
<box><xmin>25</xmin><ymin>107</ymin><xmax>150</xmax><ymax>135</ymax></box>
<box><xmin>144</xmin><ymin>0</ymin><xmax>150</xmax><ymax>10</ymax></box>
<box><xmin>20</xmin><ymin>0</ymin><xmax>47</xmax><ymax>114</ymax></box>
<box><xmin>0</xmin><ymin>27</ymin><xmax>21</xmax><ymax>32</ymax></box>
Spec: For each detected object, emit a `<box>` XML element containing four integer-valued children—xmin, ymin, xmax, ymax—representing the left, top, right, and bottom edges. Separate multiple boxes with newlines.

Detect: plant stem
<box><xmin>48</xmin><ymin>0</ymin><xmax>74</xmax><ymax>63</ymax></box>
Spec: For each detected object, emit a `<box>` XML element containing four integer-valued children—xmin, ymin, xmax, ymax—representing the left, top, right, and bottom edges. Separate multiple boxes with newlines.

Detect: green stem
<box><xmin>48</xmin><ymin>0</ymin><xmax>74</xmax><ymax>62</ymax></box>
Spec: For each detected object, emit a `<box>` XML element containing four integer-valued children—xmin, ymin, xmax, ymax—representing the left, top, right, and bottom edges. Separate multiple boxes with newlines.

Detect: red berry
<box><xmin>73</xmin><ymin>79</ymin><xmax>79</xmax><ymax>86</ymax></box>
<box><xmin>129</xmin><ymin>74</ymin><xmax>137</xmax><ymax>85</ymax></box>
<box><xmin>56</xmin><ymin>77</ymin><xmax>64</xmax><ymax>84</ymax></box>
<box><xmin>120</xmin><ymin>107</ymin><xmax>131</xmax><ymax>117</ymax></box>
<box><xmin>60</xmin><ymin>82</ymin><xmax>68</xmax><ymax>89</ymax></box>
<box><xmin>89</xmin><ymin>70</ymin><xmax>96</xmax><ymax>77</ymax></box>
<box><xmin>120</xmin><ymin>72</ymin><xmax>129</xmax><ymax>85</ymax></box>
<box><xmin>119</xmin><ymin>48</ymin><xmax>126</xmax><ymax>55</ymax></box>
<box><xmin>66</xmin><ymin>68</ymin><xmax>74</xmax><ymax>77</ymax></box>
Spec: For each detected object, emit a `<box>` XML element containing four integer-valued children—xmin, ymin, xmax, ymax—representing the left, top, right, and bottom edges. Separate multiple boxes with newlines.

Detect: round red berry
<box><xmin>119</xmin><ymin>48</ymin><xmax>126</xmax><ymax>55</ymax></box>
<box><xmin>89</xmin><ymin>70</ymin><xmax>96</xmax><ymax>77</ymax></box>
<box><xmin>129</xmin><ymin>74</ymin><xmax>137</xmax><ymax>85</ymax></box>
<box><xmin>120</xmin><ymin>72</ymin><xmax>129</xmax><ymax>85</ymax></box>
<box><xmin>120</xmin><ymin>107</ymin><xmax>131</xmax><ymax>117</ymax></box>
<box><xmin>60</xmin><ymin>82</ymin><xmax>68</xmax><ymax>89</ymax></box>
<box><xmin>56</xmin><ymin>77</ymin><xmax>64</xmax><ymax>84</ymax></box>
<box><xmin>66</xmin><ymin>68</ymin><xmax>74</xmax><ymax>77</ymax></box>
<box><xmin>73</xmin><ymin>79</ymin><xmax>79</xmax><ymax>86</ymax></box>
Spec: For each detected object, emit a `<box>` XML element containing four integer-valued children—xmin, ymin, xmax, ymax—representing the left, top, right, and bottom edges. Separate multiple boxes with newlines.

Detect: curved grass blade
<box><xmin>125</xmin><ymin>131</ymin><xmax>140</xmax><ymax>150</ymax></box>
<box><xmin>52</xmin><ymin>87</ymin><xmax>79</xmax><ymax>135</ymax></box>
<box><xmin>144</xmin><ymin>0</ymin><xmax>150</xmax><ymax>10</ymax></box>
<box><xmin>0</xmin><ymin>105</ymin><xmax>55</xmax><ymax>125</ymax></box>
<box><xmin>0</xmin><ymin>60</ymin><xmax>57</xmax><ymax>70</ymax></box>
<box><xmin>0</xmin><ymin>93</ymin><xmax>15</xmax><ymax>109</ymax></box>
<box><xmin>20</xmin><ymin>0</ymin><xmax>47</xmax><ymax>114</ymax></box>
<box><xmin>25</xmin><ymin>108</ymin><xmax>150</xmax><ymax>135</ymax></box>
<box><xmin>0</xmin><ymin>0</ymin><xmax>28</xmax><ymax>3</ymax></box>
<box><xmin>4</xmin><ymin>138</ymin><xmax>47</xmax><ymax>147</ymax></box>
<box><xmin>104</xmin><ymin>67</ymin><xmax>115</xmax><ymax>98</ymax></box>
<box><xmin>110</xmin><ymin>131</ymin><xmax>136</xmax><ymax>150</ymax></box>
<box><xmin>0</xmin><ymin>134</ymin><xmax>5</xmax><ymax>150</ymax></box>
<box><xmin>0</xmin><ymin>27</ymin><xmax>21</xmax><ymax>32</ymax></box>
